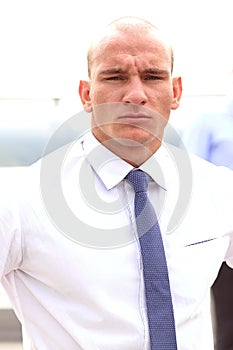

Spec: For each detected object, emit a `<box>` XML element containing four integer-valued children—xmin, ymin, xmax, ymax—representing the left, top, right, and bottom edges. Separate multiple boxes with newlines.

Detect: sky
<box><xmin>1</xmin><ymin>0</ymin><xmax>233</xmax><ymax>99</ymax></box>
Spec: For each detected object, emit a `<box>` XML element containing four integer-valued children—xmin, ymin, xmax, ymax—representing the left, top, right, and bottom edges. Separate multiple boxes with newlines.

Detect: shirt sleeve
<box><xmin>218</xmin><ymin>167</ymin><xmax>233</xmax><ymax>266</ymax></box>
<box><xmin>0</xmin><ymin>167</ymin><xmax>22</xmax><ymax>279</ymax></box>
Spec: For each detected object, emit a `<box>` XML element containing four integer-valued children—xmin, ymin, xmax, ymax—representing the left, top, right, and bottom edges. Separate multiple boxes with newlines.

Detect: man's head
<box><xmin>79</xmin><ymin>16</ymin><xmax>182</xmax><ymax>165</ymax></box>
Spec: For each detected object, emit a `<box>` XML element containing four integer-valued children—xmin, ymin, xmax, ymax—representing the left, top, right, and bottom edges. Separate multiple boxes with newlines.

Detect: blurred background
<box><xmin>0</xmin><ymin>0</ymin><xmax>233</xmax><ymax>347</ymax></box>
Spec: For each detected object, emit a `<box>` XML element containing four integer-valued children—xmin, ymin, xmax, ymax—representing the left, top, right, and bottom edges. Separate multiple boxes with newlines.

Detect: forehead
<box><xmin>89</xmin><ymin>29</ymin><xmax>172</xmax><ymax>73</ymax></box>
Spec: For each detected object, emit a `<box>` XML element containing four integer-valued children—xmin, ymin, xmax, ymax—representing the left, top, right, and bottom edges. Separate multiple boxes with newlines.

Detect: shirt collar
<box><xmin>82</xmin><ymin>131</ymin><xmax>168</xmax><ymax>190</ymax></box>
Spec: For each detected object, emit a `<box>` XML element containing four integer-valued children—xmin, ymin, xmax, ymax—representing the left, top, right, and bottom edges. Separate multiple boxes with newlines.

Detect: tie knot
<box><xmin>126</xmin><ymin>169</ymin><xmax>150</xmax><ymax>193</ymax></box>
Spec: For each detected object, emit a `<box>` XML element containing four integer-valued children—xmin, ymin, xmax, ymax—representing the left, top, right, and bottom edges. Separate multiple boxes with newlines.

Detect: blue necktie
<box><xmin>126</xmin><ymin>169</ymin><xmax>177</xmax><ymax>350</ymax></box>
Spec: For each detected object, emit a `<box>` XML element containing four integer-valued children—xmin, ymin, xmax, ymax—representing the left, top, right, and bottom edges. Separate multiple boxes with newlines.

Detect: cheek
<box><xmin>90</xmin><ymin>85</ymin><xmax>120</xmax><ymax>105</ymax></box>
<box><xmin>90</xmin><ymin>87</ymin><xmax>107</xmax><ymax>104</ymax></box>
<box><xmin>154</xmin><ymin>89</ymin><xmax>174</xmax><ymax>114</ymax></box>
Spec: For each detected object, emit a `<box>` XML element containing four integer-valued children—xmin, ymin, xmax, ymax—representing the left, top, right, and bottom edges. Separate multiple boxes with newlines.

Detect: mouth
<box><xmin>117</xmin><ymin>114</ymin><xmax>151</xmax><ymax>123</ymax></box>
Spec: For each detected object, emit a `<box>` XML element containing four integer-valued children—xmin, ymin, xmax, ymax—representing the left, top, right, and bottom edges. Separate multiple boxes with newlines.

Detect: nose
<box><xmin>122</xmin><ymin>77</ymin><xmax>148</xmax><ymax>105</ymax></box>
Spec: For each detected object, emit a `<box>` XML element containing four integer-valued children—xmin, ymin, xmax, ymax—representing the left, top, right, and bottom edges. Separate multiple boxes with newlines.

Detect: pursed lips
<box><xmin>117</xmin><ymin>114</ymin><xmax>151</xmax><ymax>123</ymax></box>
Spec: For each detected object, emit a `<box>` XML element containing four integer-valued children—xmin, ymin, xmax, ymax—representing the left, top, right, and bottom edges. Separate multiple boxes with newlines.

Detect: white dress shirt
<box><xmin>0</xmin><ymin>131</ymin><xmax>233</xmax><ymax>350</ymax></box>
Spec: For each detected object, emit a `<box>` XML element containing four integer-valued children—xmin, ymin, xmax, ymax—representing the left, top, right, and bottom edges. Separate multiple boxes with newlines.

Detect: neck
<box><xmin>92</xmin><ymin>133</ymin><xmax>162</xmax><ymax>166</ymax></box>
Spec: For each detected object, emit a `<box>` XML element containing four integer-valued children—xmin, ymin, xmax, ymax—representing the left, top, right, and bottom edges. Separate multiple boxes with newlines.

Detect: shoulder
<box><xmin>164</xmin><ymin>142</ymin><xmax>233</xmax><ymax>188</ymax></box>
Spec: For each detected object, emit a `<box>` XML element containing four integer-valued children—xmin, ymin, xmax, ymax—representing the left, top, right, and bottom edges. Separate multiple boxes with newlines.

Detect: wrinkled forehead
<box><xmin>88</xmin><ymin>25</ymin><xmax>174</xmax><ymax>76</ymax></box>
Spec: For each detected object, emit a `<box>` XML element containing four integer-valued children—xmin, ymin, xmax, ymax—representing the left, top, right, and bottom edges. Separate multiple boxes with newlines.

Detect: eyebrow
<box><xmin>99</xmin><ymin>67</ymin><xmax>169</xmax><ymax>75</ymax></box>
<box><xmin>99</xmin><ymin>68</ymin><xmax>126</xmax><ymax>75</ymax></box>
<box><xmin>144</xmin><ymin>68</ymin><xmax>169</xmax><ymax>75</ymax></box>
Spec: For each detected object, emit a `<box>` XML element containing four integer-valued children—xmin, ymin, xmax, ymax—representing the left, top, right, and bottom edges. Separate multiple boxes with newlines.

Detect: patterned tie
<box><xmin>126</xmin><ymin>169</ymin><xmax>177</xmax><ymax>349</ymax></box>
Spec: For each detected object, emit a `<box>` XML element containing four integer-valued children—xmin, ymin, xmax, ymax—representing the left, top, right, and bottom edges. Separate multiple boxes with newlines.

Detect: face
<box><xmin>79</xmin><ymin>28</ymin><xmax>182</xmax><ymax>156</ymax></box>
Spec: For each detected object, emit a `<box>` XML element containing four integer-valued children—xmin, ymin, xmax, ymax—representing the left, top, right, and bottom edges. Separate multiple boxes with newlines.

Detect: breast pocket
<box><xmin>170</xmin><ymin>236</ymin><xmax>229</xmax><ymax>307</ymax></box>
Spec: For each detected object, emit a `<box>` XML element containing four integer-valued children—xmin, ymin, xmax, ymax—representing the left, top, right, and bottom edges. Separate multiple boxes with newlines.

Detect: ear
<box><xmin>79</xmin><ymin>80</ymin><xmax>93</xmax><ymax>112</ymax></box>
<box><xmin>171</xmin><ymin>77</ymin><xmax>182</xmax><ymax>110</ymax></box>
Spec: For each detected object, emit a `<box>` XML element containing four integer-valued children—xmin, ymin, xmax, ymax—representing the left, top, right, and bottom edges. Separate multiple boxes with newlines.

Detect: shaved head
<box><xmin>87</xmin><ymin>16</ymin><xmax>174</xmax><ymax>78</ymax></box>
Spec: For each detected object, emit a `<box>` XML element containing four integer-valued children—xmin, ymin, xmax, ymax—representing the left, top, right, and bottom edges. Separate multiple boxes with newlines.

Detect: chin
<box><xmin>117</xmin><ymin>131</ymin><xmax>158</xmax><ymax>145</ymax></box>
<box><xmin>93</xmin><ymin>126</ymin><xmax>162</xmax><ymax>149</ymax></box>
<box><xmin>112</xmin><ymin>135</ymin><xmax>159</xmax><ymax>149</ymax></box>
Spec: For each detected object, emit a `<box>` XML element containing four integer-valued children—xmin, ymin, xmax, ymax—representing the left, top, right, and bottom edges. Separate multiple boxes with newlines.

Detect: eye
<box><xmin>144</xmin><ymin>75</ymin><xmax>162</xmax><ymax>81</ymax></box>
<box><xmin>105</xmin><ymin>76</ymin><xmax>124</xmax><ymax>81</ymax></box>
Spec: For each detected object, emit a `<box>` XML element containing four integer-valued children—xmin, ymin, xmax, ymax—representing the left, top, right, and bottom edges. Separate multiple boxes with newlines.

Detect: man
<box><xmin>0</xmin><ymin>16</ymin><xmax>233</xmax><ymax>349</ymax></box>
